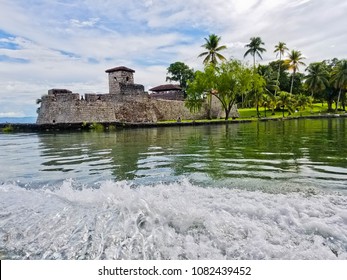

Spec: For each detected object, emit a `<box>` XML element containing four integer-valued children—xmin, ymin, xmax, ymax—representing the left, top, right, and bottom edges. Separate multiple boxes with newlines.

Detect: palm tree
<box><xmin>277</xmin><ymin>91</ymin><xmax>293</xmax><ymax>117</ymax></box>
<box><xmin>274</xmin><ymin>42</ymin><xmax>288</xmax><ymax>95</ymax></box>
<box><xmin>198</xmin><ymin>34</ymin><xmax>227</xmax><ymax>65</ymax></box>
<box><xmin>305</xmin><ymin>62</ymin><xmax>329</xmax><ymax>97</ymax></box>
<box><xmin>244</xmin><ymin>37</ymin><xmax>266</xmax><ymax>69</ymax></box>
<box><xmin>294</xmin><ymin>94</ymin><xmax>308</xmax><ymax>116</ymax></box>
<box><xmin>285</xmin><ymin>50</ymin><xmax>306</xmax><ymax>94</ymax></box>
<box><xmin>261</xmin><ymin>93</ymin><xmax>272</xmax><ymax>117</ymax></box>
<box><xmin>330</xmin><ymin>60</ymin><xmax>347</xmax><ymax>112</ymax></box>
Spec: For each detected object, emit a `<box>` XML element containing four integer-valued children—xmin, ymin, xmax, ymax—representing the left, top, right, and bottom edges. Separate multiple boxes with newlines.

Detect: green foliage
<box><xmin>274</xmin><ymin>42</ymin><xmax>289</xmax><ymax>60</ymax></box>
<box><xmin>166</xmin><ymin>62</ymin><xmax>194</xmax><ymax>90</ymax></box>
<box><xmin>268</xmin><ymin>61</ymin><xmax>291</xmax><ymax>93</ymax></box>
<box><xmin>2</xmin><ymin>125</ymin><xmax>14</xmax><ymax>133</ymax></box>
<box><xmin>246</xmin><ymin>71</ymin><xmax>267</xmax><ymax>117</ymax></box>
<box><xmin>185</xmin><ymin>70</ymin><xmax>211</xmax><ymax>113</ymax></box>
<box><xmin>244</xmin><ymin>37</ymin><xmax>266</xmax><ymax>68</ymax></box>
<box><xmin>258</xmin><ymin>64</ymin><xmax>278</xmax><ymax>93</ymax></box>
<box><xmin>198</xmin><ymin>34</ymin><xmax>227</xmax><ymax>65</ymax></box>
<box><xmin>330</xmin><ymin>60</ymin><xmax>347</xmax><ymax>111</ymax></box>
<box><xmin>108</xmin><ymin>125</ymin><xmax>116</xmax><ymax>132</ymax></box>
<box><xmin>186</xmin><ymin>60</ymin><xmax>258</xmax><ymax>120</ymax></box>
<box><xmin>294</xmin><ymin>94</ymin><xmax>309</xmax><ymax>111</ymax></box>
<box><xmin>90</xmin><ymin>122</ymin><xmax>104</xmax><ymax>132</ymax></box>
<box><xmin>284</xmin><ymin>50</ymin><xmax>306</xmax><ymax>94</ymax></box>
<box><xmin>274</xmin><ymin>42</ymin><xmax>289</xmax><ymax>95</ymax></box>
<box><xmin>305</xmin><ymin>62</ymin><xmax>329</xmax><ymax>97</ymax></box>
<box><xmin>277</xmin><ymin>91</ymin><xmax>294</xmax><ymax>117</ymax></box>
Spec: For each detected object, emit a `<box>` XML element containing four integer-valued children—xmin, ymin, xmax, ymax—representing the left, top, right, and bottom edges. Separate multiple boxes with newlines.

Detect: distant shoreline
<box><xmin>1</xmin><ymin>114</ymin><xmax>346</xmax><ymax>133</ymax></box>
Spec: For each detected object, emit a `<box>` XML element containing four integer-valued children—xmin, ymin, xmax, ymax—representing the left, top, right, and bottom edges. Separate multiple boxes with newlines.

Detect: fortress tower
<box><xmin>105</xmin><ymin>66</ymin><xmax>144</xmax><ymax>95</ymax></box>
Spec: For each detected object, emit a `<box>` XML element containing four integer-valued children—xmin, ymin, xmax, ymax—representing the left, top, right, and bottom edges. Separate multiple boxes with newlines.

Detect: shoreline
<box><xmin>0</xmin><ymin>113</ymin><xmax>346</xmax><ymax>133</ymax></box>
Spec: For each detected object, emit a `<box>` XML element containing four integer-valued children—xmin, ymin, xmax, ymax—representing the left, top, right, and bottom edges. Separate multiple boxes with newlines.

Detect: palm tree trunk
<box><xmin>275</xmin><ymin>55</ymin><xmax>281</xmax><ymax>96</ymax></box>
<box><xmin>275</xmin><ymin>67</ymin><xmax>280</xmax><ymax>96</ymax></box>
<box><xmin>336</xmin><ymin>88</ymin><xmax>342</xmax><ymax>112</ymax></box>
<box><xmin>290</xmin><ymin>70</ymin><xmax>295</xmax><ymax>94</ymax></box>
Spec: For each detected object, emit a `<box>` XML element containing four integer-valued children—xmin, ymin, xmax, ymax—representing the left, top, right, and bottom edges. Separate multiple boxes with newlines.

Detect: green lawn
<box><xmin>238</xmin><ymin>103</ymin><xmax>330</xmax><ymax>119</ymax></box>
<box><xmin>157</xmin><ymin>103</ymin><xmax>342</xmax><ymax>123</ymax></box>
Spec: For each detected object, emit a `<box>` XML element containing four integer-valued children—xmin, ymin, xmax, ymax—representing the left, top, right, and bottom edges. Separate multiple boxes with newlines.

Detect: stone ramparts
<box><xmin>36</xmin><ymin>67</ymin><xmax>231</xmax><ymax>124</ymax></box>
<box><xmin>36</xmin><ymin>90</ymin><xmax>225</xmax><ymax>124</ymax></box>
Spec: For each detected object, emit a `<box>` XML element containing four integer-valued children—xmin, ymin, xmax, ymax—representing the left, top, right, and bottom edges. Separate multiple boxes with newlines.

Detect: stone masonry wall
<box><xmin>36</xmin><ymin>92</ymin><xmax>225</xmax><ymax>124</ymax></box>
<box><xmin>119</xmin><ymin>83</ymin><xmax>145</xmax><ymax>96</ymax></box>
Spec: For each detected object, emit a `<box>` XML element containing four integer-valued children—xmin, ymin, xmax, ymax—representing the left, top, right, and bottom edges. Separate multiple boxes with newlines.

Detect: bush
<box><xmin>2</xmin><ymin>125</ymin><xmax>14</xmax><ymax>133</ymax></box>
<box><xmin>90</xmin><ymin>122</ymin><xmax>104</xmax><ymax>132</ymax></box>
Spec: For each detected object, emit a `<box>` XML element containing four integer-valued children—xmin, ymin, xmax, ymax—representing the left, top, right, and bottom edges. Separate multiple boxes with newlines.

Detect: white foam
<box><xmin>1</xmin><ymin>179</ymin><xmax>346</xmax><ymax>260</ymax></box>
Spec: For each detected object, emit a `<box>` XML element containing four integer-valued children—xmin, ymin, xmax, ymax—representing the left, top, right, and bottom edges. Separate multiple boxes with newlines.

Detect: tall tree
<box><xmin>186</xmin><ymin>60</ymin><xmax>256</xmax><ymax>120</ymax></box>
<box><xmin>330</xmin><ymin>60</ymin><xmax>347</xmax><ymax>112</ymax></box>
<box><xmin>166</xmin><ymin>62</ymin><xmax>194</xmax><ymax>91</ymax></box>
<box><xmin>198</xmin><ymin>34</ymin><xmax>227</xmax><ymax>65</ymax></box>
<box><xmin>274</xmin><ymin>42</ymin><xmax>289</xmax><ymax>95</ymax></box>
<box><xmin>285</xmin><ymin>50</ymin><xmax>306</xmax><ymax>94</ymax></box>
<box><xmin>247</xmin><ymin>72</ymin><xmax>266</xmax><ymax>117</ymax></box>
<box><xmin>244</xmin><ymin>37</ymin><xmax>266</xmax><ymax>69</ymax></box>
<box><xmin>305</xmin><ymin>62</ymin><xmax>329</xmax><ymax>97</ymax></box>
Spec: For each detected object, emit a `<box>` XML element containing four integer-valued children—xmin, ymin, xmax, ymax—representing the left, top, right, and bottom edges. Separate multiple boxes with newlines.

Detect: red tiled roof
<box><xmin>149</xmin><ymin>84</ymin><xmax>182</xmax><ymax>92</ymax></box>
<box><xmin>105</xmin><ymin>66</ymin><xmax>135</xmax><ymax>73</ymax></box>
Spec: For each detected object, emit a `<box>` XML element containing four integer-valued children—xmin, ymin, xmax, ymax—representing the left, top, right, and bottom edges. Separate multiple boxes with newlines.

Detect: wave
<box><xmin>1</xmin><ymin>179</ymin><xmax>347</xmax><ymax>260</ymax></box>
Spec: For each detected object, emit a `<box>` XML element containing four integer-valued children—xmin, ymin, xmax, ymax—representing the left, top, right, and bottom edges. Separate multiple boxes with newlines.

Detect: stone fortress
<box><xmin>36</xmin><ymin>66</ymin><xmax>225</xmax><ymax>124</ymax></box>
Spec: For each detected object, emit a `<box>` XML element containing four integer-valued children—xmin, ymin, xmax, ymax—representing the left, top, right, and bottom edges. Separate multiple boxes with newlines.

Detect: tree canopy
<box><xmin>184</xmin><ymin>34</ymin><xmax>346</xmax><ymax>119</ymax></box>
<box><xmin>186</xmin><ymin>60</ymin><xmax>265</xmax><ymax>119</ymax></box>
<box><xmin>284</xmin><ymin>50</ymin><xmax>306</xmax><ymax>94</ymax></box>
<box><xmin>166</xmin><ymin>62</ymin><xmax>194</xmax><ymax>91</ymax></box>
<box><xmin>244</xmin><ymin>37</ymin><xmax>266</xmax><ymax>69</ymax></box>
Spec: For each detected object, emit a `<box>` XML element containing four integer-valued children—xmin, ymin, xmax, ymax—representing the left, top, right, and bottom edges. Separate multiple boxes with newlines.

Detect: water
<box><xmin>0</xmin><ymin>118</ymin><xmax>347</xmax><ymax>259</ymax></box>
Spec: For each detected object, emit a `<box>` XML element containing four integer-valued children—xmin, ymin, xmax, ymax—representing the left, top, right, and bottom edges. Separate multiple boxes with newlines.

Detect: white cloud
<box><xmin>0</xmin><ymin>0</ymin><xmax>346</xmax><ymax>118</ymax></box>
<box><xmin>70</xmin><ymin>18</ymin><xmax>100</xmax><ymax>28</ymax></box>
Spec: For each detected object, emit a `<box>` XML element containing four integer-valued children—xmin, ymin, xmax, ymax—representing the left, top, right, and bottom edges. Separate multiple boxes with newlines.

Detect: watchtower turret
<box><xmin>105</xmin><ymin>66</ymin><xmax>135</xmax><ymax>94</ymax></box>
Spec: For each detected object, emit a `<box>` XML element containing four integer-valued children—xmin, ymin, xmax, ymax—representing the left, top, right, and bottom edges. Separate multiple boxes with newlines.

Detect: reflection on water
<box><xmin>0</xmin><ymin>118</ymin><xmax>346</xmax><ymax>192</ymax></box>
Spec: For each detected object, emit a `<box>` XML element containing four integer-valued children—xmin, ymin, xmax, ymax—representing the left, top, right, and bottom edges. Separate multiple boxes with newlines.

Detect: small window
<box><xmin>126</xmin><ymin>77</ymin><xmax>129</xmax><ymax>81</ymax></box>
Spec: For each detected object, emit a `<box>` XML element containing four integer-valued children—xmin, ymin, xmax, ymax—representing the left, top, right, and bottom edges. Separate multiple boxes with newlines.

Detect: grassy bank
<box><xmin>238</xmin><ymin>103</ymin><xmax>330</xmax><ymax>119</ymax></box>
<box><xmin>158</xmin><ymin>103</ymin><xmax>342</xmax><ymax>124</ymax></box>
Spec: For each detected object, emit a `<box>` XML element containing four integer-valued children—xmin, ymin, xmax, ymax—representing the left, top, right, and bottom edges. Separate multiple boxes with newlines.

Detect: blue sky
<box><xmin>0</xmin><ymin>0</ymin><xmax>346</xmax><ymax>118</ymax></box>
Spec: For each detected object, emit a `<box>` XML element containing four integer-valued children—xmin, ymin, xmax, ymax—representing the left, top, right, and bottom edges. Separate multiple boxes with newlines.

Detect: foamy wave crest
<box><xmin>1</xmin><ymin>179</ymin><xmax>347</xmax><ymax>260</ymax></box>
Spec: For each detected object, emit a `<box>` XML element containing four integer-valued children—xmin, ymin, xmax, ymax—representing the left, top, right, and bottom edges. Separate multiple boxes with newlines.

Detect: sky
<box><xmin>0</xmin><ymin>0</ymin><xmax>346</xmax><ymax>118</ymax></box>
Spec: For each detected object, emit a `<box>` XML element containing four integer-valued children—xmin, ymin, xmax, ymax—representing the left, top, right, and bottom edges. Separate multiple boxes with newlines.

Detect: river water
<box><xmin>0</xmin><ymin>118</ymin><xmax>346</xmax><ymax>259</ymax></box>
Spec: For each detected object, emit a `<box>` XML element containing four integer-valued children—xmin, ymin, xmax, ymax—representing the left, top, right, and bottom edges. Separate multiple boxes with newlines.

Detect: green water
<box><xmin>1</xmin><ymin>118</ymin><xmax>346</xmax><ymax>193</ymax></box>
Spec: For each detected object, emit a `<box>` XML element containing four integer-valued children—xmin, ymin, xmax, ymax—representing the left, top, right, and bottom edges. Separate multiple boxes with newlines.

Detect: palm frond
<box><xmin>198</xmin><ymin>51</ymin><xmax>209</xmax><ymax>57</ymax></box>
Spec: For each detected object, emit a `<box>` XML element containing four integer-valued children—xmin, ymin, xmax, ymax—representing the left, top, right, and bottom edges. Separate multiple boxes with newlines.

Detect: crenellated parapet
<box><xmin>44</xmin><ymin>89</ymin><xmax>80</xmax><ymax>102</ymax></box>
